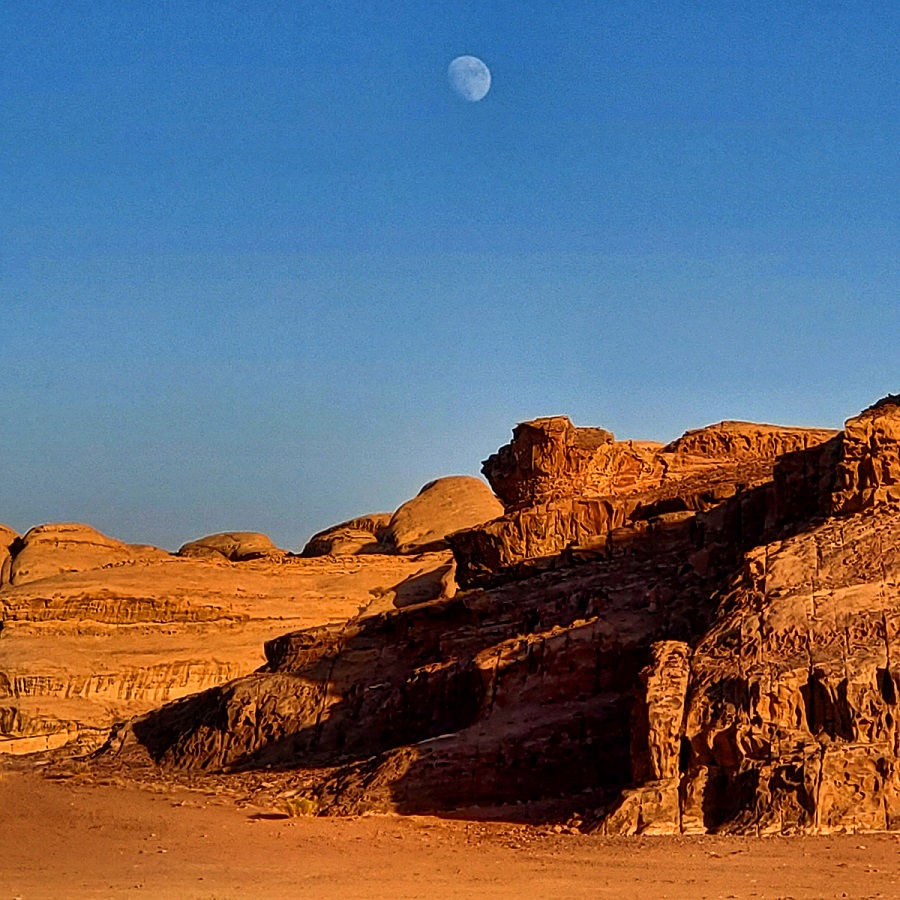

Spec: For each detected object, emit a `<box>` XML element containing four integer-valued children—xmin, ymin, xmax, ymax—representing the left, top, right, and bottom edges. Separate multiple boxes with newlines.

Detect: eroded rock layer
<box><xmin>0</xmin><ymin>532</ymin><xmax>455</xmax><ymax>755</ymax></box>
<box><xmin>99</xmin><ymin>396</ymin><xmax>900</xmax><ymax>835</ymax></box>
<box><xmin>602</xmin><ymin>398</ymin><xmax>900</xmax><ymax>835</ymax></box>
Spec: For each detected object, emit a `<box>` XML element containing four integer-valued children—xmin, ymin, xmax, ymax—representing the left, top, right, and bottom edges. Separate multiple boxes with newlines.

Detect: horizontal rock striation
<box><xmin>0</xmin><ymin>534</ymin><xmax>456</xmax><ymax>755</ymax></box>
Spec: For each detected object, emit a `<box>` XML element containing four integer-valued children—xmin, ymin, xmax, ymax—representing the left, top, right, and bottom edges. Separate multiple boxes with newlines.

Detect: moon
<box><xmin>448</xmin><ymin>56</ymin><xmax>491</xmax><ymax>102</ymax></box>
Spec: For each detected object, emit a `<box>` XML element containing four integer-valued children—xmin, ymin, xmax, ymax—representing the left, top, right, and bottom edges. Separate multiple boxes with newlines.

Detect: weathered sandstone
<box><xmin>7</xmin><ymin>523</ymin><xmax>169</xmax><ymax>588</ymax></box>
<box><xmin>0</xmin><ymin>545</ymin><xmax>455</xmax><ymax>755</ymax></box>
<box><xmin>600</xmin><ymin>397</ymin><xmax>900</xmax><ymax>835</ymax></box>
<box><xmin>301</xmin><ymin>514</ymin><xmax>392</xmax><ymax>557</ymax></box>
<box><xmin>301</xmin><ymin>477</ymin><xmax>503</xmax><ymax>558</ymax></box>
<box><xmin>450</xmin><ymin>418</ymin><xmax>837</xmax><ymax>588</ymax></box>
<box><xmin>178</xmin><ymin>531</ymin><xmax>286</xmax><ymax>562</ymax></box>
<box><xmin>0</xmin><ymin>525</ymin><xmax>19</xmax><ymax>588</ymax></box>
<box><xmin>98</xmin><ymin>396</ymin><xmax>900</xmax><ymax>837</ymax></box>
<box><xmin>382</xmin><ymin>476</ymin><xmax>504</xmax><ymax>554</ymax></box>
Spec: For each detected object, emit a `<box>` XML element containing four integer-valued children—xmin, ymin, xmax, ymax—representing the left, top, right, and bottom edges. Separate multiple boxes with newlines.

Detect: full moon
<box><xmin>448</xmin><ymin>56</ymin><xmax>491</xmax><ymax>102</ymax></box>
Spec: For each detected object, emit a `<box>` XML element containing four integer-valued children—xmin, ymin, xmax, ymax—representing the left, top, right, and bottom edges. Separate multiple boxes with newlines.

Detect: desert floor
<box><xmin>1</xmin><ymin>770</ymin><xmax>897</xmax><ymax>900</ymax></box>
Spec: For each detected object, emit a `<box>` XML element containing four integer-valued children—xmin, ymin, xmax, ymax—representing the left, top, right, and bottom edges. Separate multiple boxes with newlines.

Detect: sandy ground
<box><xmin>1</xmin><ymin>771</ymin><xmax>898</xmax><ymax>900</ymax></box>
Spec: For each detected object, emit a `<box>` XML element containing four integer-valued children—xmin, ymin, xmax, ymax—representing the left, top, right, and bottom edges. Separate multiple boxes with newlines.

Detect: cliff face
<box><xmin>603</xmin><ymin>398</ymin><xmax>900</xmax><ymax>835</ymax></box>
<box><xmin>95</xmin><ymin>398</ymin><xmax>900</xmax><ymax>835</ymax></box>
<box><xmin>1</xmin><ymin>474</ymin><xmax>506</xmax><ymax>758</ymax></box>
<box><xmin>450</xmin><ymin>418</ymin><xmax>837</xmax><ymax>589</ymax></box>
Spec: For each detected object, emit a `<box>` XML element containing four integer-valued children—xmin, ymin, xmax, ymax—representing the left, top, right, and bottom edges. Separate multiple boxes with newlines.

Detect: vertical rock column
<box><xmin>600</xmin><ymin>640</ymin><xmax>691</xmax><ymax>835</ymax></box>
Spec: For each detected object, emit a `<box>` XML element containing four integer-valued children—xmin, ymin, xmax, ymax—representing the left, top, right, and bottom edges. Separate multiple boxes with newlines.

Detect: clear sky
<box><xmin>2</xmin><ymin>1</ymin><xmax>897</xmax><ymax>550</ymax></box>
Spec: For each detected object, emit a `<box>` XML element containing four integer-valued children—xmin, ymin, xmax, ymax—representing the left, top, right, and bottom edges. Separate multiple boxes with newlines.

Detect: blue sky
<box><xmin>2</xmin><ymin>1</ymin><xmax>897</xmax><ymax>549</ymax></box>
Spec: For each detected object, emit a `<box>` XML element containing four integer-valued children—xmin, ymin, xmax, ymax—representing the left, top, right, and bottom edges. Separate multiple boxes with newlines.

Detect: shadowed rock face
<box><xmin>102</xmin><ymin>397</ymin><xmax>900</xmax><ymax>834</ymax></box>
<box><xmin>600</xmin><ymin>399</ymin><xmax>900</xmax><ymax>835</ymax></box>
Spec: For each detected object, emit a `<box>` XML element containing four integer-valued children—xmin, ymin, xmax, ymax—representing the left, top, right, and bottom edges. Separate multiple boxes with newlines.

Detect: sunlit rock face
<box><xmin>301</xmin><ymin>514</ymin><xmax>392</xmax><ymax>557</ymax></box>
<box><xmin>177</xmin><ymin>531</ymin><xmax>286</xmax><ymax>562</ymax></box>
<box><xmin>301</xmin><ymin>476</ymin><xmax>503</xmax><ymax>558</ymax></box>
<box><xmin>7</xmin><ymin>523</ymin><xmax>169</xmax><ymax>587</ymax></box>
<box><xmin>0</xmin><ymin>521</ymin><xmax>455</xmax><ymax>756</ymax></box>
<box><xmin>450</xmin><ymin>416</ymin><xmax>836</xmax><ymax>589</ymax></box>
<box><xmin>382</xmin><ymin>476</ymin><xmax>504</xmax><ymax>554</ymax></box>
<box><xmin>95</xmin><ymin>396</ymin><xmax>900</xmax><ymax>836</ymax></box>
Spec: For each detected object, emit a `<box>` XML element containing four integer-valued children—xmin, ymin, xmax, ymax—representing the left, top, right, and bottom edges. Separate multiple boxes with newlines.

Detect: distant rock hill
<box><xmin>300</xmin><ymin>475</ymin><xmax>503</xmax><ymax>557</ymax></box>
<box><xmin>0</xmin><ymin>477</ymin><xmax>501</xmax><ymax>756</ymax></box>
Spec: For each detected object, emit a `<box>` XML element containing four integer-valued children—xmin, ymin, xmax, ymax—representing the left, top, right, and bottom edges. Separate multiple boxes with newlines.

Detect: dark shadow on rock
<box><xmin>392</xmin><ymin>563</ymin><xmax>454</xmax><ymax>608</ymax></box>
<box><xmin>118</xmin><ymin>438</ymin><xmax>843</xmax><ymax>824</ymax></box>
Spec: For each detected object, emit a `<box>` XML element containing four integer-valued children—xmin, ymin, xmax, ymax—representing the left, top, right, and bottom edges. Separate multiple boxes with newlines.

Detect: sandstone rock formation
<box><xmin>7</xmin><ymin>523</ymin><xmax>169</xmax><ymax>587</ymax></box>
<box><xmin>0</xmin><ymin>534</ymin><xmax>456</xmax><ymax>755</ymax></box>
<box><xmin>96</xmin><ymin>396</ymin><xmax>900</xmax><ymax>836</ymax></box>
<box><xmin>178</xmin><ymin>531</ymin><xmax>286</xmax><ymax>562</ymax></box>
<box><xmin>382</xmin><ymin>476</ymin><xmax>504</xmax><ymax>554</ymax></box>
<box><xmin>301</xmin><ymin>514</ymin><xmax>392</xmax><ymax>557</ymax></box>
<box><xmin>0</xmin><ymin>525</ymin><xmax>19</xmax><ymax>588</ymax></box>
<box><xmin>450</xmin><ymin>418</ymin><xmax>836</xmax><ymax>588</ymax></box>
<box><xmin>599</xmin><ymin>396</ymin><xmax>900</xmax><ymax>836</ymax></box>
<box><xmin>302</xmin><ymin>478</ymin><xmax>504</xmax><ymax>558</ymax></box>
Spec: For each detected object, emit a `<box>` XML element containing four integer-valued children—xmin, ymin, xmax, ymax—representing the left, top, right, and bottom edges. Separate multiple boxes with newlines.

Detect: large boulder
<box><xmin>177</xmin><ymin>532</ymin><xmax>285</xmax><ymax>562</ymax></box>
<box><xmin>383</xmin><ymin>476</ymin><xmax>504</xmax><ymax>554</ymax></box>
<box><xmin>8</xmin><ymin>523</ymin><xmax>168</xmax><ymax>587</ymax></box>
<box><xmin>301</xmin><ymin>514</ymin><xmax>392</xmax><ymax>557</ymax></box>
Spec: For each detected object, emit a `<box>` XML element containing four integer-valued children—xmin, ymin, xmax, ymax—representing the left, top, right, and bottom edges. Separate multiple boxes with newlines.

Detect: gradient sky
<box><xmin>2</xmin><ymin>1</ymin><xmax>897</xmax><ymax>550</ymax></box>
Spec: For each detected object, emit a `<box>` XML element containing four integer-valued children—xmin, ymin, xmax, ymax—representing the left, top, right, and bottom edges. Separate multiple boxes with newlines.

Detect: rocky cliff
<box><xmin>1</xmin><ymin>474</ymin><xmax>504</xmax><ymax>757</ymax></box>
<box><xmin>449</xmin><ymin>418</ymin><xmax>837</xmax><ymax>589</ymax></box>
<box><xmin>602</xmin><ymin>397</ymin><xmax>900</xmax><ymax>834</ymax></box>
<box><xmin>93</xmin><ymin>397</ymin><xmax>900</xmax><ymax>835</ymax></box>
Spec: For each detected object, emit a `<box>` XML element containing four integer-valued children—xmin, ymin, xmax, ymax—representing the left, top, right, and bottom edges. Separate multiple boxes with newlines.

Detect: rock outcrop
<box><xmin>178</xmin><ymin>531</ymin><xmax>286</xmax><ymax>562</ymax></box>
<box><xmin>96</xmin><ymin>396</ymin><xmax>900</xmax><ymax>836</ymax></box>
<box><xmin>301</xmin><ymin>514</ymin><xmax>392</xmax><ymax>557</ymax></box>
<box><xmin>7</xmin><ymin>523</ymin><xmax>169</xmax><ymax>587</ymax></box>
<box><xmin>382</xmin><ymin>476</ymin><xmax>504</xmax><ymax>554</ymax></box>
<box><xmin>832</xmin><ymin>394</ymin><xmax>900</xmax><ymax>514</ymax></box>
<box><xmin>450</xmin><ymin>418</ymin><xmax>837</xmax><ymax>588</ymax></box>
<box><xmin>0</xmin><ymin>532</ymin><xmax>456</xmax><ymax>755</ymax></box>
<box><xmin>0</xmin><ymin>525</ymin><xmax>19</xmax><ymax>588</ymax></box>
<box><xmin>600</xmin><ymin>397</ymin><xmax>900</xmax><ymax>835</ymax></box>
<box><xmin>300</xmin><ymin>477</ymin><xmax>503</xmax><ymax>558</ymax></box>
